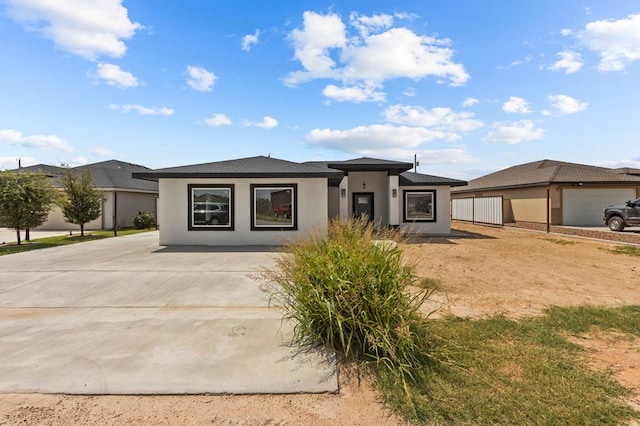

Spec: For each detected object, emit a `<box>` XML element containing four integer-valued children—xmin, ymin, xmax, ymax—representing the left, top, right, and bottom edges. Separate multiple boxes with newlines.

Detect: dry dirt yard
<box><xmin>1</xmin><ymin>223</ymin><xmax>639</xmax><ymax>425</ymax></box>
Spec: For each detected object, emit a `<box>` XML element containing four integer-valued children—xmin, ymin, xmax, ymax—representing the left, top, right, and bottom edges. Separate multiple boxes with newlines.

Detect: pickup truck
<box><xmin>603</xmin><ymin>197</ymin><xmax>640</xmax><ymax>231</ymax></box>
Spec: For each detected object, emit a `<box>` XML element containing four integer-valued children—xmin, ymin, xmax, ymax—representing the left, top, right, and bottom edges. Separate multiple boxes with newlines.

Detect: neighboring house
<box><xmin>452</xmin><ymin>159</ymin><xmax>640</xmax><ymax>227</ymax></box>
<box><xmin>16</xmin><ymin>160</ymin><xmax>159</xmax><ymax>230</ymax></box>
<box><xmin>133</xmin><ymin>156</ymin><xmax>466</xmax><ymax>246</ymax></box>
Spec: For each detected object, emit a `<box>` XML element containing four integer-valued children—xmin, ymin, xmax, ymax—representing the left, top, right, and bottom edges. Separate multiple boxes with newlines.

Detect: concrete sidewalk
<box><xmin>0</xmin><ymin>232</ymin><xmax>336</xmax><ymax>394</ymax></box>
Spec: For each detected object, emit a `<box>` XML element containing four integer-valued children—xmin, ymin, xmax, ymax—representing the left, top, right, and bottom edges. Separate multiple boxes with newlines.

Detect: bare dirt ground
<box><xmin>1</xmin><ymin>223</ymin><xmax>639</xmax><ymax>425</ymax></box>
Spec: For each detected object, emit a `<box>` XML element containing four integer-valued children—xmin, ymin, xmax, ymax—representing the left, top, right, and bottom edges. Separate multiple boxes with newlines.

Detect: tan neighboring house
<box><xmin>17</xmin><ymin>160</ymin><xmax>158</xmax><ymax>231</ymax></box>
<box><xmin>452</xmin><ymin>159</ymin><xmax>640</xmax><ymax>227</ymax></box>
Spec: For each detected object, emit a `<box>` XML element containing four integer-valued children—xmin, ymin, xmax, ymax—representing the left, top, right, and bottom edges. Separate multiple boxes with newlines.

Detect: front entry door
<box><xmin>353</xmin><ymin>192</ymin><xmax>374</xmax><ymax>220</ymax></box>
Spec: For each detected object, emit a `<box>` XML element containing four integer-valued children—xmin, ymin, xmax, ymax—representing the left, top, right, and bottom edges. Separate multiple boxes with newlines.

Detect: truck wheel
<box><xmin>607</xmin><ymin>216</ymin><xmax>625</xmax><ymax>232</ymax></box>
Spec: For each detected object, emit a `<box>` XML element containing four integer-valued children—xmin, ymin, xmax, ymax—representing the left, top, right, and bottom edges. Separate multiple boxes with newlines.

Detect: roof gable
<box><xmin>455</xmin><ymin>159</ymin><xmax>640</xmax><ymax>192</ymax></box>
<box><xmin>327</xmin><ymin>157</ymin><xmax>413</xmax><ymax>173</ymax></box>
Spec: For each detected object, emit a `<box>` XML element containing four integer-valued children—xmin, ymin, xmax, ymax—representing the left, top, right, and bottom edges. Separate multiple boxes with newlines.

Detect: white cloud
<box><xmin>349</xmin><ymin>12</ymin><xmax>394</xmax><ymax>37</ymax></box>
<box><xmin>598</xmin><ymin>158</ymin><xmax>640</xmax><ymax>169</ymax></box>
<box><xmin>244</xmin><ymin>116</ymin><xmax>278</xmax><ymax>129</ymax></box>
<box><xmin>109</xmin><ymin>104</ymin><xmax>174</xmax><ymax>116</ymax></box>
<box><xmin>285</xmin><ymin>11</ymin><xmax>468</xmax><ymax>92</ymax></box>
<box><xmin>5</xmin><ymin>0</ymin><xmax>141</xmax><ymax>60</ymax></box>
<box><xmin>241</xmin><ymin>30</ymin><xmax>260</xmax><ymax>51</ymax></box>
<box><xmin>186</xmin><ymin>65</ymin><xmax>216</xmax><ymax>92</ymax></box>
<box><xmin>510</xmin><ymin>55</ymin><xmax>533</xmax><ymax>67</ymax></box>
<box><xmin>383</xmin><ymin>105</ymin><xmax>483</xmax><ymax>133</ymax></box>
<box><xmin>0</xmin><ymin>129</ymin><xmax>73</xmax><ymax>152</ymax></box>
<box><xmin>286</xmin><ymin>11</ymin><xmax>346</xmax><ymax>84</ymax></box>
<box><xmin>547</xmin><ymin>95</ymin><xmax>588</xmax><ymax>114</ymax></box>
<box><xmin>0</xmin><ymin>156</ymin><xmax>38</xmax><ymax>170</ymax></box>
<box><xmin>577</xmin><ymin>13</ymin><xmax>640</xmax><ymax>71</ymax></box>
<box><xmin>91</xmin><ymin>147</ymin><xmax>114</xmax><ymax>158</ymax></box>
<box><xmin>322</xmin><ymin>84</ymin><xmax>385</xmax><ymax>103</ymax></box>
<box><xmin>307</xmin><ymin>124</ymin><xmax>446</xmax><ymax>153</ymax></box>
<box><xmin>483</xmin><ymin>120</ymin><xmax>544</xmax><ymax>144</ymax></box>
<box><xmin>402</xmin><ymin>87</ymin><xmax>416</xmax><ymax>97</ymax></box>
<box><xmin>502</xmin><ymin>96</ymin><xmax>531</xmax><ymax>114</ymax></box>
<box><xmin>204</xmin><ymin>113</ymin><xmax>232</xmax><ymax>126</ymax></box>
<box><xmin>93</xmin><ymin>63</ymin><xmax>138</xmax><ymax>88</ymax></box>
<box><xmin>548</xmin><ymin>51</ymin><xmax>583</xmax><ymax>74</ymax></box>
<box><xmin>462</xmin><ymin>97</ymin><xmax>479</xmax><ymax>107</ymax></box>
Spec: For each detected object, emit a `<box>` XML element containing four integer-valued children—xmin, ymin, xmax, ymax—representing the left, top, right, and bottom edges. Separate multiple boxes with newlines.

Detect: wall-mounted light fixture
<box><xmin>362</xmin><ymin>182</ymin><xmax>366</xmax><ymax>189</ymax></box>
<box><xmin>341</xmin><ymin>188</ymin><xmax>346</xmax><ymax>197</ymax></box>
<box><xmin>392</xmin><ymin>189</ymin><xmax>397</xmax><ymax>198</ymax></box>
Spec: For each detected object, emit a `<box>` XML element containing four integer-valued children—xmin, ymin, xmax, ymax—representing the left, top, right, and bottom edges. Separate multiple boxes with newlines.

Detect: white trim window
<box><xmin>251</xmin><ymin>184</ymin><xmax>297</xmax><ymax>230</ymax></box>
<box><xmin>188</xmin><ymin>184</ymin><xmax>234</xmax><ymax>230</ymax></box>
<box><xmin>403</xmin><ymin>190</ymin><xmax>436</xmax><ymax>222</ymax></box>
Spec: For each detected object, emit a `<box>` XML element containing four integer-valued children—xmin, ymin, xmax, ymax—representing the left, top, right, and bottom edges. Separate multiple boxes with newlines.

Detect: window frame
<box><xmin>250</xmin><ymin>184</ymin><xmax>298</xmax><ymax>231</ymax></box>
<box><xmin>188</xmin><ymin>184</ymin><xmax>234</xmax><ymax>231</ymax></box>
<box><xmin>403</xmin><ymin>190</ymin><xmax>436</xmax><ymax>222</ymax></box>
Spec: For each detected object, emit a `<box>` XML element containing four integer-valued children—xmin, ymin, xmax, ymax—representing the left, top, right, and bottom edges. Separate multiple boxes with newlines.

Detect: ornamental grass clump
<box><xmin>260</xmin><ymin>217</ymin><xmax>438</xmax><ymax>381</ymax></box>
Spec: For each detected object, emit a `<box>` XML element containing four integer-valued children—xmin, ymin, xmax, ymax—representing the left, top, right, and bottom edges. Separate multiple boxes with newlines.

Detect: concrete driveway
<box><xmin>0</xmin><ymin>231</ymin><xmax>336</xmax><ymax>394</ymax></box>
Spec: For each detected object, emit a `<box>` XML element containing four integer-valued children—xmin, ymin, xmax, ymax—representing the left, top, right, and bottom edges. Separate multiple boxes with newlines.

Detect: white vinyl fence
<box><xmin>451</xmin><ymin>196</ymin><xmax>503</xmax><ymax>226</ymax></box>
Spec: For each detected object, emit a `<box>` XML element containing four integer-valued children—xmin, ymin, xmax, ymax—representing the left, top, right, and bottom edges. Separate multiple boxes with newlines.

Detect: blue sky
<box><xmin>1</xmin><ymin>1</ymin><xmax>639</xmax><ymax>180</ymax></box>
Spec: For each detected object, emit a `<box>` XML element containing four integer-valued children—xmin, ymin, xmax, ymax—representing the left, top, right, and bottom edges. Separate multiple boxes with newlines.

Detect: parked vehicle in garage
<box><xmin>603</xmin><ymin>197</ymin><xmax>640</xmax><ymax>231</ymax></box>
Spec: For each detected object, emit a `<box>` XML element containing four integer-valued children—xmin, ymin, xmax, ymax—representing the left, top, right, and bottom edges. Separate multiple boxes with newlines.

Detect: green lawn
<box><xmin>378</xmin><ymin>305</ymin><xmax>640</xmax><ymax>425</ymax></box>
<box><xmin>0</xmin><ymin>228</ymin><xmax>154</xmax><ymax>256</ymax></box>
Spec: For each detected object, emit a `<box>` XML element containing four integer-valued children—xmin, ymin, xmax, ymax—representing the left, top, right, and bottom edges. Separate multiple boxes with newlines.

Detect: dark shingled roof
<box><xmin>133</xmin><ymin>156</ymin><xmax>465</xmax><ymax>188</ymax></box>
<box><xmin>454</xmin><ymin>159</ymin><xmax>640</xmax><ymax>192</ymax></box>
<box><xmin>133</xmin><ymin>156</ymin><xmax>344</xmax><ymax>180</ymax></box>
<box><xmin>327</xmin><ymin>157</ymin><xmax>413</xmax><ymax>174</ymax></box>
<box><xmin>13</xmin><ymin>160</ymin><xmax>158</xmax><ymax>192</ymax></box>
<box><xmin>400</xmin><ymin>172</ymin><xmax>467</xmax><ymax>187</ymax></box>
<box><xmin>14</xmin><ymin>164</ymin><xmax>66</xmax><ymax>177</ymax></box>
<box><xmin>76</xmin><ymin>161</ymin><xmax>158</xmax><ymax>192</ymax></box>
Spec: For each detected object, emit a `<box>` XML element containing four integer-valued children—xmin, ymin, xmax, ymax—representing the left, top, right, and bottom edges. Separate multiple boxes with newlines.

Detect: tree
<box><xmin>0</xmin><ymin>170</ymin><xmax>57</xmax><ymax>245</ymax></box>
<box><xmin>58</xmin><ymin>169</ymin><xmax>102</xmax><ymax>237</ymax></box>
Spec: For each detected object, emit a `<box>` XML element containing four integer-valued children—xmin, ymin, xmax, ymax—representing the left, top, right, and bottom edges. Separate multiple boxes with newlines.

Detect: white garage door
<box><xmin>563</xmin><ymin>188</ymin><xmax>635</xmax><ymax>226</ymax></box>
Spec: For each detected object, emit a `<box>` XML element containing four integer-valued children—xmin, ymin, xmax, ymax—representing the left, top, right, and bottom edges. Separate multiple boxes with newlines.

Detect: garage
<box><xmin>562</xmin><ymin>188</ymin><xmax>635</xmax><ymax>226</ymax></box>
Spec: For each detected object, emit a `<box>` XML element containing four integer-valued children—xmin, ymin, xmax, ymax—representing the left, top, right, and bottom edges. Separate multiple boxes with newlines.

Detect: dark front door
<box><xmin>353</xmin><ymin>192</ymin><xmax>374</xmax><ymax>220</ymax></box>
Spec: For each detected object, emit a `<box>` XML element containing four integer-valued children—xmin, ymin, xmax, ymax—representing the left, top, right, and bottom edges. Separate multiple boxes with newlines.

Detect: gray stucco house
<box><xmin>17</xmin><ymin>160</ymin><xmax>158</xmax><ymax>230</ymax></box>
<box><xmin>133</xmin><ymin>156</ymin><xmax>466</xmax><ymax>246</ymax></box>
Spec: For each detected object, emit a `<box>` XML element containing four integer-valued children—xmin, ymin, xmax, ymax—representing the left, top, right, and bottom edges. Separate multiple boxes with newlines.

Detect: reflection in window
<box><xmin>251</xmin><ymin>184</ymin><xmax>297</xmax><ymax>230</ymax></box>
<box><xmin>404</xmin><ymin>190</ymin><xmax>436</xmax><ymax>222</ymax></box>
<box><xmin>188</xmin><ymin>185</ymin><xmax>233</xmax><ymax>230</ymax></box>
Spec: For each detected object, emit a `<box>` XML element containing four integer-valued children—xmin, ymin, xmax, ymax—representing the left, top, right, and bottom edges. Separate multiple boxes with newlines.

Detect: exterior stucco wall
<box><xmin>39</xmin><ymin>205</ymin><xmax>102</xmax><ymax>230</ymax></box>
<box><xmin>398</xmin><ymin>186</ymin><xmax>451</xmax><ymax>234</ymax></box>
<box><xmin>346</xmin><ymin>171</ymin><xmax>389</xmax><ymax>224</ymax></box>
<box><xmin>114</xmin><ymin>191</ymin><xmax>157</xmax><ymax>229</ymax></box>
<box><xmin>328</xmin><ymin>186</ymin><xmax>340</xmax><ymax>220</ymax></box>
<box><xmin>158</xmin><ymin>177</ymin><xmax>328</xmax><ymax>245</ymax></box>
<box><xmin>38</xmin><ymin>190</ymin><xmax>157</xmax><ymax>230</ymax></box>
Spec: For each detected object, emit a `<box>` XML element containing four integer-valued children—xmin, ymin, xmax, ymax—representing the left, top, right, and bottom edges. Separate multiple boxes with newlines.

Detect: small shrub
<box><xmin>133</xmin><ymin>211</ymin><xmax>156</xmax><ymax>229</ymax></box>
<box><xmin>259</xmin><ymin>217</ymin><xmax>439</xmax><ymax>381</ymax></box>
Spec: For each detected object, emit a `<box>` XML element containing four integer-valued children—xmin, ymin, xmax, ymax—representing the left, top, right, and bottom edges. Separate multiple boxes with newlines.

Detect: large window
<box><xmin>251</xmin><ymin>184</ymin><xmax>297</xmax><ymax>230</ymax></box>
<box><xmin>403</xmin><ymin>190</ymin><xmax>436</xmax><ymax>222</ymax></box>
<box><xmin>188</xmin><ymin>184</ymin><xmax>234</xmax><ymax>230</ymax></box>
